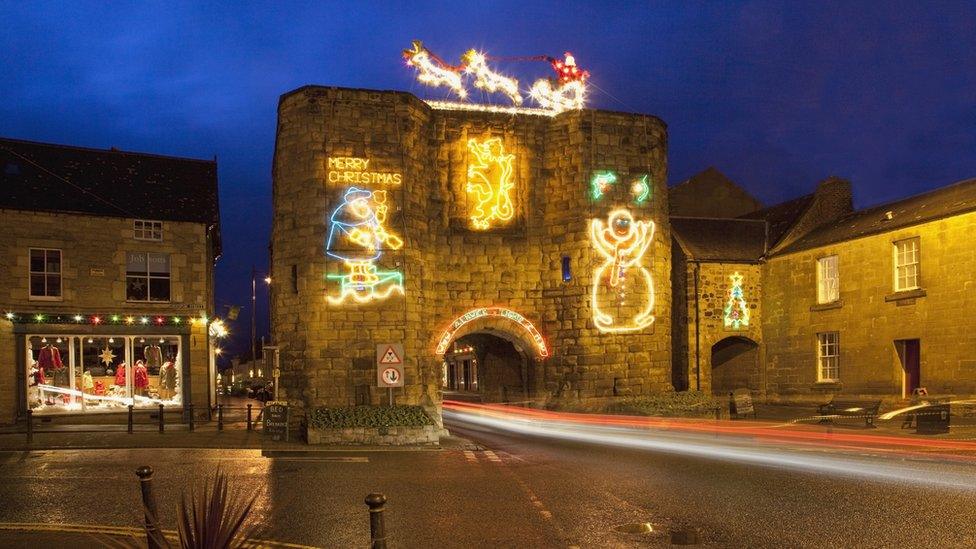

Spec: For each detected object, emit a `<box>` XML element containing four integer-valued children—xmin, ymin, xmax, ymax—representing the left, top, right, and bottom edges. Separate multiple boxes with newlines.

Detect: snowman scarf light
<box><xmin>590</xmin><ymin>210</ymin><xmax>655</xmax><ymax>333</ymax></box>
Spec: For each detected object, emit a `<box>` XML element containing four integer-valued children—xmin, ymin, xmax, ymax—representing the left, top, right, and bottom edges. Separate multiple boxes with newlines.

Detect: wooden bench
<box><xmin>817</xmin><ymin>399</ymin><xmax>882</xmax><ymax>427</ymax></box>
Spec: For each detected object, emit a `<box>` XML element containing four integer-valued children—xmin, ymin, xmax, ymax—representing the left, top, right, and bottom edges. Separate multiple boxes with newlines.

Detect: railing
<box><xmin>22</xmin><ymin>402</ymin><xmax>264</xmax><ymax>443</ymax></box>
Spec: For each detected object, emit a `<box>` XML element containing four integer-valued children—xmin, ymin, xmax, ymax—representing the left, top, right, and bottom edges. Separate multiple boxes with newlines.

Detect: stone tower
<box><xmin>271</xmin><ymin>86</ymin><xmax>670</xmax><ymax>416</ymax></box>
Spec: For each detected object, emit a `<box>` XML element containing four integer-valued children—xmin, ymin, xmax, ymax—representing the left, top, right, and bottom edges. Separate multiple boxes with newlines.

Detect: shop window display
<box><xmin>26</xmin><ymin>334</ymin><xmax>182</xmax><ymax>414</ymax></box>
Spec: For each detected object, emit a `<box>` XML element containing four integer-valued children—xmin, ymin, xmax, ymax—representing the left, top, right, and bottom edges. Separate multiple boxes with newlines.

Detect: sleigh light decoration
<box><xmin>403</xmin><ymin>40</ymin><xmax>589</xmax><ymax>114</ymax></box>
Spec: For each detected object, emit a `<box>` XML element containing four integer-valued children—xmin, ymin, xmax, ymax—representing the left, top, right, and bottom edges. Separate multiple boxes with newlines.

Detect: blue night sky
<box><xmin>2</xmin><ymin>1</ymin><xmax>974</xmax><ymax>356</ymax></box>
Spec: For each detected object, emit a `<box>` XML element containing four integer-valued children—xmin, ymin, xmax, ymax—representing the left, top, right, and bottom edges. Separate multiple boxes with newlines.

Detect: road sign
<box><xmin>376</xmin><ymin>343</ymin><xmax>404</xmax><ymax>387</ymax></box>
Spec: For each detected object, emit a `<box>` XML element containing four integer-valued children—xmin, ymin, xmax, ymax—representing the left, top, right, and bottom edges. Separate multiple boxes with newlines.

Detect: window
<box><xmin>133</xmin><ymin>220</ymin><xmax>163</xmax><ymax>241</ymax></box>
<box><xmin>126</xmin><ymin>252</ymin><xmax>171</xmax><ymax>302</ymax></box>
<box><xmin>29</xmin><ymin>248</ymin><xmax>62</xmax><ymax>299</ymax></box>
<box><xmin>817</xmin><ymin>255</ymin><xmax>839</xmax><ymax>303</ymax></box>
<box><xmin>894</xmin><ymin>238</ymin><xmax>920</xmax><ymax>291</ymax></box>
<box><xmin>817</xmin><ymin>332</ymin><xmax>840</xmax><ymax>382</ymax></box>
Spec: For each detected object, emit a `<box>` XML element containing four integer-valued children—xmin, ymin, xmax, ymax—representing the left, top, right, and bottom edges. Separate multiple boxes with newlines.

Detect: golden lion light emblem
<box><xmin>466</xmin><ymin>138</ymin><xmax>515</xmax><ymax>230</ymax></box>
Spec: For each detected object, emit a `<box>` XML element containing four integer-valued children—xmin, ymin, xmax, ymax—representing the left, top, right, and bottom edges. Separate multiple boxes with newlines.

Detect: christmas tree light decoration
<box><xmin>462</xmin><ymin>50</ymin><xmax>522</xmax><ymax>105</ymax></box>
<box><xmin>466</xmin><ymin>138</ymin><xmax>516</xmax><ymax>230</ymax></box>
<box><xmin>631</xmin><ymin>175</ymin><xmax>651</xmax><ymax>204</ymax></box>
<box><xmin>590</xmin><ymin>171</ymin><xmax>617</xmax><ymax>200</ymax></box>
<box><xmin>528</xmin><ymin>79</ymin><xmax>586</xmax><ymax>113</ymax></box>
<box><xmin>435</xmin><ymin>307</ymin><xmax>549</xmax><ymax>358</ymax></box>
<box><xmin>590</xmin><ymin>209</ymin><xmax>656</xmax><ymax>333</ymax></box>
<box><xmin>723</xmin><ymin>272</ymin><xmax>751</xmax><ymax>329</ymax></box>
<box><xmin>326</xmin><ymin>187</ymin><xmax>405</xmax><ymax>305</ymax></box>
<box><xmin>403</xmin><ymin>40</ymin><xmax>467</xmax><ymax>99</ymax></box>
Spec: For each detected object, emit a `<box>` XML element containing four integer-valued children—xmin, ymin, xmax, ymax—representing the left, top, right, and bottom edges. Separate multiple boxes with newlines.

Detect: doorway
<box><xmin>896</xmin><ymin>339</ymin><xmax>921</xmax><ymax>397</ymax></box>
<box><xmin>710</xmin><ymin>336</ymin><xmax>760</xmax><ymax>396</ymax></box>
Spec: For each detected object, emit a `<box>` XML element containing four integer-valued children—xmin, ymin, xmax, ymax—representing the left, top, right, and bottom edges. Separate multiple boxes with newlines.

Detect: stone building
<box><xmin>0</xmin><ymin>138</ymin><xmax>221</xmax><ymax>424</ymax></box>
<box><xmin>271</xmin><ymin>85</ymin><xmax>976</xmax><ymax>415</ymax></box>
<box><xmin>271</xmin><ymin>86</ymin><xmax>670</xmax><ymax>416</ymax></box>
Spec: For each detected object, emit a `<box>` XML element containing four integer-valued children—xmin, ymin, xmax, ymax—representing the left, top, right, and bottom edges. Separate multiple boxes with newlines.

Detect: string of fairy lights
<box><xmin>2</xmin><ymin>311</ymin><xmax>228</xmax><ymax>337</ymax></box>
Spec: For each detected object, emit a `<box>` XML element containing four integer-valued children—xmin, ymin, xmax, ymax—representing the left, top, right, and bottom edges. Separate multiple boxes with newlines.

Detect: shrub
<box><xmin>309</xmin><ymin>405</ymin><xmax>434</xmax><ymax>429</ymax></box>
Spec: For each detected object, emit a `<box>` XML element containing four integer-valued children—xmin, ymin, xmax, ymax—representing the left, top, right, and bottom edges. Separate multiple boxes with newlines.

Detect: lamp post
<box><xmin>250</xmin><ymin>266</ymin><xmax>272</xmax><ymax>374</ymax></box>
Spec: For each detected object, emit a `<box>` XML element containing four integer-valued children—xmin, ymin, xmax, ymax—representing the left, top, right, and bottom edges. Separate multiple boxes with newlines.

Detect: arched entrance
<box><xmin>710</xmin><ymin>336</ymin><xmax>760</xmax><ymax>396</ymax></box>
<box><xmin>435</xmin><ymin>307</ymin><xmax>548</xmax><ymax>403</ymax></box>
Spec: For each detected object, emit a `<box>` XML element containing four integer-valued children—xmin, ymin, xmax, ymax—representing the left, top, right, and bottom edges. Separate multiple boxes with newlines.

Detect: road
<box><xmin>0</xmin><ymin>407</ymin><xmax>975</xmax><ymax>547</ymax></box>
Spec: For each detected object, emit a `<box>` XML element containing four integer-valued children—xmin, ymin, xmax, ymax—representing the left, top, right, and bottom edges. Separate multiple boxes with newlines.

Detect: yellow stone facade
<box><xmin>0</xmin><ymin>209</ymin><xmax>217</xmax><ymax>424</ymax></box>
<box><xmin>763</xmin><ymin>211</ymin><xmax>976</xmax><ymax>403</ymax></box>
<box><xmin>271</xmin><ymin>86</ymin><xmax>671</xmax><ymax>415</ymax></box>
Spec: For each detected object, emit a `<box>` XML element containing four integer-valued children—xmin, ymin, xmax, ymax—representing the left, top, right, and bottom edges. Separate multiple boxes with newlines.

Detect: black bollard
<box><xmin>158</xmin><ymin>404</ymin><xmax>164</xmax><ymax>433</ymax></box>
<box><xmin>187</xmin><ymin>404</ymin><xmax>195</xmax><ymax>432</ymax></box>
<box><xmin>365</xmin><ymin>493</ymin><xmax>388</xmax><ymax>548</ymax></box>
<box><xmin>25</xmin><ymin>409</ymin><xmax>33</xmax><ymax>443</ymax></box>
<box><xmin>217</xmin><ymin>404</ymin><xmax>224</xmax><ymax>431</ymax></box>
<box><xmin>728</xmin><ymin>391</ymin><xmax>736</xmax><ymax>419</ymax></box>
<box><xmin>136</xmin><ymin>466</ymin><xmax>162</xmax><ymax>549</ymax></box>
<box><xmin>246</xmin><ymin>404</ymin><xmax>252</xmax><ymax>431</ymax></box>
<box><xmin>127</xmin><ymin>405</ymin><xmax>134</xmax><ymax>434</ymax></box>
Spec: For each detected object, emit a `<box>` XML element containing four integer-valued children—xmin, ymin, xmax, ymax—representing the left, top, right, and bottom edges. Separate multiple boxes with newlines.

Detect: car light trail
<box><xmin>443</xmin><ymin>401</ymin><xmax>976</xmax><ymax>489</ymax></box>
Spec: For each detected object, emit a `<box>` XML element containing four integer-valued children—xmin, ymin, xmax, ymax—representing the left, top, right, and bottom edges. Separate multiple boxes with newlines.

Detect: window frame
<box><xmin>126</xmin><ymin>251</ymin><xmax>172</xmax><ymax>303</ymax></box>
<box><xmin>816</xmin><ymin>332</ymin><xmax>840</xmax><ymax>383</ymax></box>
<box><xmin>893</xmin><ymin>237</ymin><xmax>920</xmax><ymax>292</ymax></box>
<box><xmin>28</xmin><ymin>247</ymin><xmax>63</xmax><ymax>301</ymax></box>
<box><xmin>816</xmin><ymin>254</ymin><xmax>839</xmax><ymax>304</ymax></box>
<box><xmin>133</xmin><ymin>220</ymin><xmax>163</xmax><ymax>242</ymax></box>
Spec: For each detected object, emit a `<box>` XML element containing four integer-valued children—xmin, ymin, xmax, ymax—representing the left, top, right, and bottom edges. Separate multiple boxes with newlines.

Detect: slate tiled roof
<box><xmin>671</xmin><ymin>217</ymin><xmax>767</xmax><ymax>262</ymax></box>
<box><xmin>740</xmin><ymin>193</ymin><xmax>814</xmax><ymax>248</ymax></box>
<box><xmin>779</xmin><ymin>177</ymin><xmax>976</xmax><ymax>254</ymax></box>
<box><xmin>0</xmin><ymin>137</ymin><xmax>219</xmax><ymax>227</ymax></box>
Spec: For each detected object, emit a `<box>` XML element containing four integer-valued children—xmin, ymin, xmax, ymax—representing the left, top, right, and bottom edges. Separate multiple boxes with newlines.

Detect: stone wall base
<box><xmin>306</xmin><ymin>424</ymin><xmax>440</xmax><ymax>446</ymax></box>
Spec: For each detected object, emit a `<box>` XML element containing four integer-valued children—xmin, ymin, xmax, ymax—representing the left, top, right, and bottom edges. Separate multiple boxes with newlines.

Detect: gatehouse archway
<box><xmin>435</xmin><ymin>307</ymin><xmax>548</xmax><ymax>402</ymax></box>
<box><xmin>710</xmin><ymin>336</ymin><xmax>760</xmax><ymax>396</ymax></box>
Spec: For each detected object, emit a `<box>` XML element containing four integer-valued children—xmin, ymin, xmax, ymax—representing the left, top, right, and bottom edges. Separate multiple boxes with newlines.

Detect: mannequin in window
<box><xmin>159</xmin><ymin>361</ymin><xmax>177</xmax><ymax>400</ymax></box>
<box><xmin>134</xmin><ymin>360</ymin><xmax>149</xmax><ymax>396</ymax></box>
<box><xmin>37</xmin><ymin>343</ymin><xmax>63</xmax><ymax>370</ymax></box>
<box><xmin>144</xmin><ymin>343</ymin><xmax>163</xmax><ymax>375</ymax></box>
<box><xmin>115</xmin><ymin>362</ymin><xmax>128</xmax><ymax>387</ymax></box>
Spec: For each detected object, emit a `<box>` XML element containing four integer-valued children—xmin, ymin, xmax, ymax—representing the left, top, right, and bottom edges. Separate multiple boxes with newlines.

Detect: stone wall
<box><xmin>763</xmin><ymin>210</ymin><xmax>976</xmax><ymax>402</ymax></box>
<box><xmin>271</xmin><ymin>86</ymin><xmax>671</xmax><ymax>415</ymax></box>
<box><xmin>0</xmin><ymin>209</ymin><xmax>215</xmax><ymax>422</ymax></box>
<box><xmin>675</xmin><ymin>261</ymin><xmax>763</xmax><ymax>395</ymax></box>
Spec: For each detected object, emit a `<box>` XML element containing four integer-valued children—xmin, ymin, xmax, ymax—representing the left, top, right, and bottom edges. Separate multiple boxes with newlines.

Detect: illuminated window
<box><xmin>133</xmin><ymin>220</ymin><xmax>163</xmax><ymax>241</ymax></box>
<box><xmin>817</xmin><ymin>332</ymin><xmax>839</xmax><ymax>382</ymax></box>
<box><xmin>816</xmin><ymin>255</ymin><xmax>839</xmax><ymax>304</ymax></box>
<box><xmin>893</xmin><ymin>238</ymin><xmax>920</xmax><ymax>291</ymax></box>
<box><xmin>29</xmin><ymin>248</ymin><xmax>62</xmax><ymax>300</ymax></box>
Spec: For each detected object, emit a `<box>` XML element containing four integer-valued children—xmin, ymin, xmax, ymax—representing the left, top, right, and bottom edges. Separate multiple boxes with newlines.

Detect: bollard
<box><xmin>25</xmin><ymin>409</ymin><xmax>33</xmax><ymax>444</ymax></box>
<box><xmin>246</xmin><ymin>404</ymin><xmax>253</xmax><ymax>431</ymax></box>
<box><xmin>128</xmin><ymin>405</ymin><xmax>134</xmax><ymax>434</ymax></box>
<box><xmin>187</xmin><ymin>404</ymin><xmax>195</xmax><ymax>432</ymax></box>
<box><xmin>365</xmin><ymin>493</ymin><xmax>388</xmax><ymax>548</ymax></box>
<box><xmin>158</xmin><ymin>404</ymin><xmax>165</xmax><ymax>433</ymax></box>
<box><xmin>217</xmin><ymin>404</ymin><xmax>224</xmax><ymax>431</ymax></box>
<box><xmin>728</xmin><ymin>391</ymin><xmax>736</xmax><ymax>419</ymax></box>
<box><xmin>136</xmin><ymin>466</ymin><xmax>162</xmax><ymax>549</ymax></box>
<box><xmin>714</xmin><ymin>406</ymin><xmax>721</xmax><ymax>420</ymax></box>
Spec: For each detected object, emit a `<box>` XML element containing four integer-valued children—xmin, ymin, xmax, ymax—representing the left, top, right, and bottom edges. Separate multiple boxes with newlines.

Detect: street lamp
<box><xmin>251</xmin><ymin>266</ymin><xmax>271</xmax><ymax>371</ymax></box>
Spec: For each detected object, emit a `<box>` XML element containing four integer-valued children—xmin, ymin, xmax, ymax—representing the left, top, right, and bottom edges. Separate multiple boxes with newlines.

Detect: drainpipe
<box><xmin>694</xmin><ymin>262</ymin><xmax>701</xmax><ymax>392</ymax></box>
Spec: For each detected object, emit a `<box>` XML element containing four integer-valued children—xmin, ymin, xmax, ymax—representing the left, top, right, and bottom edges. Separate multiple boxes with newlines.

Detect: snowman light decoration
<box><xmin>589</xmin><ymin>209</ymin><xmax>655</xmax><ymax>333</ymax></box>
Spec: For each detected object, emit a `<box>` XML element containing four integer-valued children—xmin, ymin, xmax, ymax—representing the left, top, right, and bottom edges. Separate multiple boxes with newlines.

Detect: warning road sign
<box><xmin>379</xmin><ymin>345</ymin><xmax>402</xmax><ymax>364</ymax></box>
<box><xmin>376</xmin><ymin>343</ymin><xmax>405</xmax><ymax>387</ymax></box>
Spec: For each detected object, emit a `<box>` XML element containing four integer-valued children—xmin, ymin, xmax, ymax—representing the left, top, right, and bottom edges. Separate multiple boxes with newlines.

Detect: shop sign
<box><xmin>263</xmin><ymin>401</ymin><xmax>289</xmax><ymax>442</ymax></box>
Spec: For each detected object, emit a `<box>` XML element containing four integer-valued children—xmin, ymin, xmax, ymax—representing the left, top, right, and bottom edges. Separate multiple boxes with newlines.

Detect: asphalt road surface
<box><xmin>0</xmin><ymin>412</ymin><xmax>975</xmax><ymax>547</ymax></box>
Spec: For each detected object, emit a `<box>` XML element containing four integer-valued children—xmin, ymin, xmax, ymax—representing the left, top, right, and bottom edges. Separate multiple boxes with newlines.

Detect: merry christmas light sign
<box><xmin>403</xmin><ymin>40</ymin><xmax>589</xmax><ymax>113</ymax></box>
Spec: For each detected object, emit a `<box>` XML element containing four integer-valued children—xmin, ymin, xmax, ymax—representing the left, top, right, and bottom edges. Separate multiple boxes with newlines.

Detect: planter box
<box><xmin>307</xmin><ymin>424</ymin><xmax>440</xmax><ymax>446</ymax></box>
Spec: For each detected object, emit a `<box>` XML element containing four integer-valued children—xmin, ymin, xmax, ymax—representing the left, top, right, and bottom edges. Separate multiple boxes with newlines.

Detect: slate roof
<box><xmin>671</xmin><ymin>217</ymin><xmax>767</xmax><ymax>262</ymax></box>
<box><xmin>0</xmin><ymin>137</ymin><xmax>220</xmax><ymax>228</ymax></box>
<box><xmin>779</xmin><ymin>177</ymin><xmax>976</xmax><ymax>254</ymax></box>
<box><xmin>740</xmin><ymin>193</ymin><xmax>814</xmax><ymax>248</ymax></box>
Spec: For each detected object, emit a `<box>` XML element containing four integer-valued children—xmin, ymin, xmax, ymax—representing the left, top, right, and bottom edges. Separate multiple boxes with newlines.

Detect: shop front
<box><xmin>9</xmin><ymin>313</ymin><xmax>199</xmax><ymax>417</ymax></box>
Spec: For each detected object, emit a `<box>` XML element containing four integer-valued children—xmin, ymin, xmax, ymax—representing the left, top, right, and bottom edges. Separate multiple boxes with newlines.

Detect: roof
<box><xmin>669</xmin><ymin>167</ymin><xmax>763</xmax><ymax>218</ymax></box>
<box><xmin>778</xmin><ymin>177</ymin><xmax>976</xmax><ymax>254</ymax></box>
<box><xmin>740</xmin><ymin>193</ymin><xmax>815</xmax><ymax>247</ymax></box>
<box><xmin>0</xmin><ymin>137</ymin><xmax>220</xmax><ymax>227</ymax></box>
<box><xmin>671</xmin><ymin>216</ymin><xmax>767</xmax><ymax>262</ymax></box>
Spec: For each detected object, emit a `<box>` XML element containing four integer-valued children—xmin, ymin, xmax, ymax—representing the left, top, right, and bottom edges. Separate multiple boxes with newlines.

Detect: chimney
<box><xmin>814</xmin><ymin>176</ymin><xmax>853</xmax><ymax>222</ymax></box>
